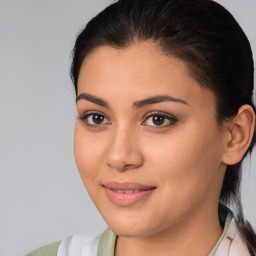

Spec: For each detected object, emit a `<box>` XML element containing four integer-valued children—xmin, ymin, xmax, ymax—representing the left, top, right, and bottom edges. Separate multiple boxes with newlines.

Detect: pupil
<box><xmin>93</xmin><ymin>114</ymin><xmax>104</xmax><ymax>124</ymax></box>
<box><xmin>153</xmin><ymin>115</ymin><xmax>164</xmax><ymax>125</ymax></box>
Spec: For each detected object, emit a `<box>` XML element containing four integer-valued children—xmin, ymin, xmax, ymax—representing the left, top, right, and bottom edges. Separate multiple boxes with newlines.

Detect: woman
<box><xmin>27</xmin><ymin>0</ymin><xmax>256</xmax><ymax>255</ymax></box>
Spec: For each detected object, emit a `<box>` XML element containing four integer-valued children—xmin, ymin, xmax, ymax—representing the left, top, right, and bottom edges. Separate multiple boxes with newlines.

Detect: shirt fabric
<box><xmin>26</xmin><ymin>208</ymin><xmax>251</xmax><ymax>256</ymax></box>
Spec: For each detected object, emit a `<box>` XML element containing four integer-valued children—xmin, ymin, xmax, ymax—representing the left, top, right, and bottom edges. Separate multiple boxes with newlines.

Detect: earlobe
<box><xmin>222</xmin><ymin>104</ymin><xmax>255</xmax><ymax>165</ymax></box>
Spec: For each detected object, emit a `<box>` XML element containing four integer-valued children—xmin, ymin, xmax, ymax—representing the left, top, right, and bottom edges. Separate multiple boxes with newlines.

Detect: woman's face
<box><xmin>74</xmin><ymin>41</ymin><xmax>228</xmax><ymax>237</ymax></box>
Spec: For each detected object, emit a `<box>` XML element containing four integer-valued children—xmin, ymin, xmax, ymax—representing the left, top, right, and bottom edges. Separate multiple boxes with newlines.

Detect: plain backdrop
<box><xmin>0</xmin><ymin>1</ymin><xmax>255</xmax><ymax>256</ymax></box>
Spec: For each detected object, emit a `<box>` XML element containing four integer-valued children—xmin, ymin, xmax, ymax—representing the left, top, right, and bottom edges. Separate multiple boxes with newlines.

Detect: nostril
<box><xmin>106</xmin><ymin>162</ymin><xmax>128</xmax><ymax>171</ymax></box>
<box><xmin>105</xmin><ymin>140</ymin><xmax>144</xmax><ymax>171</ymax></box>
<box><xmin>107</xmin><ymin>161</ymin><xmax>143</xmax><ymax>172</ymax></box>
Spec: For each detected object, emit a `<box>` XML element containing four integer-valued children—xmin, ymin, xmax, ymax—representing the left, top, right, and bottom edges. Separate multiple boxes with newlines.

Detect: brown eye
<box><xmin>143</xmin><ymin>113</ymin><xmax>178</xmax><ymax>128</ymax></box>
<box><xmin>79</xmin><ymin>112</ymin><xmax>110</xmax><ymax>127</ymax></box>
<box><xmin>152</xmin><ymin>115</ymin><xmax>165</xmax><ymax>125</ymax></box>
<box><xmin>92</xmin><ymin>114</ymin><xmax>105</xmax><ymax>124</ymax></box>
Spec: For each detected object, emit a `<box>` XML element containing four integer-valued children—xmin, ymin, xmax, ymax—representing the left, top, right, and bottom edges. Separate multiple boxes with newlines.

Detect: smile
<box><xmin>103</xmin><ymin>182</ymin><xmax>156</xmax><ymax>206</ymax></box>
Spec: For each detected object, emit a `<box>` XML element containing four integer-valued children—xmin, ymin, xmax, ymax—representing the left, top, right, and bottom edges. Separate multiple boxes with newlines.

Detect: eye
<box><xmin>78</xmin><ymin>111</ymin><xmax>111</xmax><ymax>128</ymax></box>
<box><xmin>142</xmin><ymin>112</ymin><xmax>178</xmax><ymax>128</ymax></box>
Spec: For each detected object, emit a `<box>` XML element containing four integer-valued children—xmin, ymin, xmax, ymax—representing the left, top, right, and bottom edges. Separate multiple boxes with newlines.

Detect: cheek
<box><xmin>143</xmin><ymin>121</ymin><xmax>223</xmax><ymax>197</ymax></box>
<box><xmin>74</xmin><ymin>123</ymin><xmax>104</xmax><ymax>183</ymax></box>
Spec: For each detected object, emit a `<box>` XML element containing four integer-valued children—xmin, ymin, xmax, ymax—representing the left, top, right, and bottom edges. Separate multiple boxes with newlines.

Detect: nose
<box><xmin>105</xmin><ymin>127</ymin><xmax>144</xmax><ymax>172</ymax></box>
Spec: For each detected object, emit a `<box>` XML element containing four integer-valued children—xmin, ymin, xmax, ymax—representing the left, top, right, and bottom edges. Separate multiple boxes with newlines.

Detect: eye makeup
<box><xmin>78</xmin><ymin>110</ymin><xmax>178</xmax><ymax>130</ymax></box>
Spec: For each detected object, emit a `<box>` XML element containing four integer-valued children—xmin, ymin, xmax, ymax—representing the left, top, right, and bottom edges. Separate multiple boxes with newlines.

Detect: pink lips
<box><xmin>103</xmin><ymin>182</ymin><xmax>156</xmax><ymax>206</ymax></box>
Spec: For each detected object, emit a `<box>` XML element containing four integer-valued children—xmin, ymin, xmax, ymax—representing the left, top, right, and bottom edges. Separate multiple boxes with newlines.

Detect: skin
<box><xmin>74</xmin><ymin>41</ymin><xmax>254</xmax><ymax>256</ymax></box>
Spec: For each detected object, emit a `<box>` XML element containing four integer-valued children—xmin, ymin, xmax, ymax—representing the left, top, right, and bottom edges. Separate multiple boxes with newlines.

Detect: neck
<box><xmin>115</xmin><ymin>203</ymin><xmax>223</xmax><ymax>256</ymax></box>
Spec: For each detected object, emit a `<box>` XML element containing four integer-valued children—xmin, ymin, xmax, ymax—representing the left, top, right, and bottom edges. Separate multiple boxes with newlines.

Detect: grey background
<box><xmin>0</xmin><ymin>1</ymin><xmax>255</xmax><ymax>256</ymax></box>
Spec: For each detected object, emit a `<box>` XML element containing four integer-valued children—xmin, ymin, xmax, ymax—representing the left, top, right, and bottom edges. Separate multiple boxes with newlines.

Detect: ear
<box><xmin>222</xmin><ymin>104</ymin><xmax>255</xmax><ymax>165</ymax></box>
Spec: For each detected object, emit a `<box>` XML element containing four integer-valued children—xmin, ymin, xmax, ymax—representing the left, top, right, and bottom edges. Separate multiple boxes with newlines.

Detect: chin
<box><xmin>103</xmin><ymin>213</ymin><xmax>158</xmax><ymax>237</ymax></box>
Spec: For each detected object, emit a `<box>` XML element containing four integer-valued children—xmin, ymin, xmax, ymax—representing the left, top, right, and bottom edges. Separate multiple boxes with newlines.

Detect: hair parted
<box><xmin>71</xmin><ymin>0</ymin><xmax>256</xmax><ymax>253</ymax></box>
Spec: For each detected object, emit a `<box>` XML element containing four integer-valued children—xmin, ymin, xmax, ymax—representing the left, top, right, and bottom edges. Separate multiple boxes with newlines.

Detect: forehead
<box><xmin>77</xmin><ymin>41</ymin><xmax>216</xmax><ymax>111</ymax></box>
<box><xmin>80</xmin><ymin>41</ymin><xmax>188</xmax><ymax>83</ymax></box>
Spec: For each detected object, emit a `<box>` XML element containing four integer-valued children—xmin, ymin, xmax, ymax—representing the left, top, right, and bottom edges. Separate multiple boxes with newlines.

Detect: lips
<box><xmin>103</xmin><ymin>182</ymin><xmax>156</xmax><ymax>206</ymax></box>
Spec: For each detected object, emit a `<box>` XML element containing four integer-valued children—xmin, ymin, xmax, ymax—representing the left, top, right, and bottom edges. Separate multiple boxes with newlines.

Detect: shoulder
<box><xmin>26</xmin><ymin>240</ymin><xmax>62</xmax><ymax>256</ymax></box>
<box><xmin>215</xmin><ymin>217</ymin><xmax>251</xmax><ymax>256</ymax></box>
<box><xmin>57</xmin><ymin>232</ymin><xmax>101</xmax><ymax>255</ymax></box>
<box><xmin>25</xmin><ymin>229</ymin><xmax>111</xmax><ymax>256</ymax></box>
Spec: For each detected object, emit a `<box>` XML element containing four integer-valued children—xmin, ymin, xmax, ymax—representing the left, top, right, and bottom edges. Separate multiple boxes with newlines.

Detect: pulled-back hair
<box><xmin>70</xmin><ymin>0</ymin><xmax>256</xmax><ymax>253</ymax></box>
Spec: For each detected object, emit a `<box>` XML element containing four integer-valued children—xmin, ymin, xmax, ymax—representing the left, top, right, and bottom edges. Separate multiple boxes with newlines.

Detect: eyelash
<box><xmin>142</xmin><ymin>111</ymin><xmax>178</xmax><ymax>129</ymax></box>
<box><xmin>78</xmin><ymin>111</ymin><xmax>111</xmax><ymax>129</ymax></box>
<box><xmin>78</xmin><ymin>111</ymin><xmax>178</xmax><ymax>129</ymax></box>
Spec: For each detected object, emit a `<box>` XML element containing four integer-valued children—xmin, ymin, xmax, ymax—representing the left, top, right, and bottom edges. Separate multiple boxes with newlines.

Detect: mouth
<box><xmin>102</xmin><ymin>182</ymin><xmax>156</xmax><ymax>207</ymax></box>
<box><xmin>111</xmin><ymin>189</ymin><xmax>141</xmax><ymax>193</ymax></box>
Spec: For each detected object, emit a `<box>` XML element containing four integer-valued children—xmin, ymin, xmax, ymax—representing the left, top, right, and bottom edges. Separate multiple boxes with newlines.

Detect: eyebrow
<box><xmin>76</xmin><ymin>93</ymin><xmax>110</xmax><ymax>108</ymax></box>
<box><xmin>133</xmin><ymin>95</ymin><xmax>189</xmax><ymax>109</ymax></box>
<box><xmin>76</xmin><ymin>93</ymin><xmax>189</xmax><ymax>109</ymax></box>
